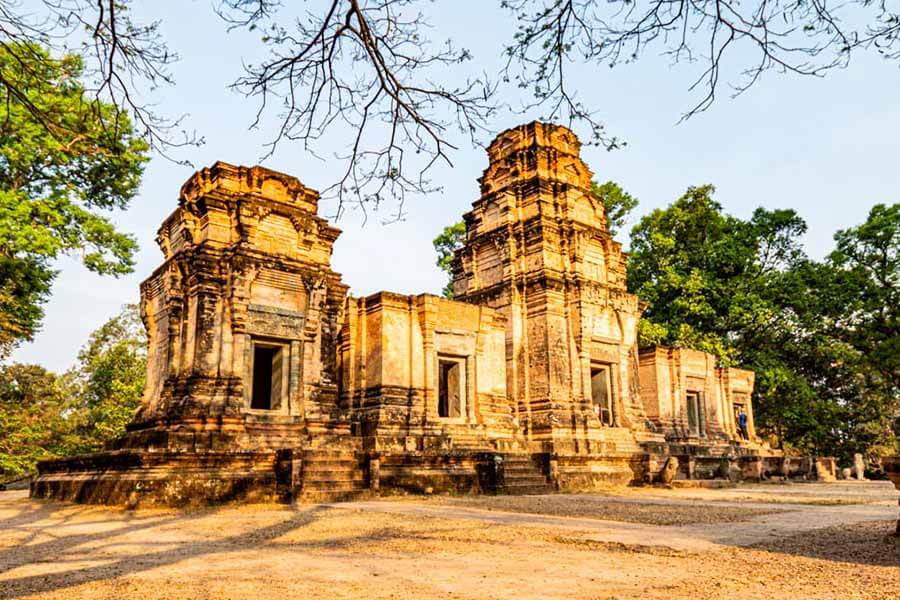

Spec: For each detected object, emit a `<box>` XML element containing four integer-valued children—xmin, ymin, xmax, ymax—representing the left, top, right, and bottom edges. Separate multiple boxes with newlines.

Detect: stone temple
<box><xmin>33</xmin><ymin>122</ymin><xmax>800</xmax><ymax>506</ymax></box>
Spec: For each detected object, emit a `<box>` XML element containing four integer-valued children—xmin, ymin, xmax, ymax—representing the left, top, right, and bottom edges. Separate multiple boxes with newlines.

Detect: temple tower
<box><xmin>131</xmin><ymin>162</ymin><xmax>348</xmax><ymax>450</ymax></box>
<box><xmin>452</xmin><ymin>122</ymin><xmax>650</xmax><ymax>461</ymax></box>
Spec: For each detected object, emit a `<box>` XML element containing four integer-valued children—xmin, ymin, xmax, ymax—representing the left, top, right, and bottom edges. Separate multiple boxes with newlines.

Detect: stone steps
<box><xmin>303</xmin><ymin>459</ymin><xmax>363</xmax><ymax>471</ymax></box>
<box><xmin>298</xmin><ymin>489</ymin><xmax>371</xmax><ymax>503</ymax></box>
<box><xmin>296</xmin><ymin>448</ymin><xmax>369</xmax><ymax>502</ymax></box>
<box><xmin>302</xmin><ymin>472</ymin><xmax>366</xmax><ymax>484</ymax></box>
<box><xmin>499</xmin><ymin>454</ymin><xmax>552</xmax><ymax>495</ymax></box>
<box><xmin>502</xmin><ymin>485</ymin><xmax>552</xmax><ymax>495</ymax></box>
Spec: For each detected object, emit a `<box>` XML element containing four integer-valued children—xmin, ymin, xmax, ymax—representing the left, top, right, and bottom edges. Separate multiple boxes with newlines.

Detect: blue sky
<box><xmin>11</xmin><ymin>1</ymin><xmax>900</xmax><ymax>371</ymax></box>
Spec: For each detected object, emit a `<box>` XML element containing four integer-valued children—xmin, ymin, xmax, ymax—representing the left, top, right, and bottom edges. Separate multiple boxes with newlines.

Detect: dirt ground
<box><xmin>1</xmin><ymin>482</ymin><xmax>898</xmax><ymax>599</ymax></box>
<box><xmin>402</xmin><ymin>492</ymin><xmax>786</xmax><ymax>525</ymax></box>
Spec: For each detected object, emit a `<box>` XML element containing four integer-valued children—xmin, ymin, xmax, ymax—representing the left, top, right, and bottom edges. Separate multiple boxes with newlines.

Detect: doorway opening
<box><xmin>591</xmin><ymin>365</ymin><xmax>613</xmax><ymax>426</ymax></box>
<box><xmin>438</xmin><ymin>357</ymin><xmax>465</xmax><ymax>419</ymax></box>
<box><xmin>686</xmin><ymin>391</ymin><xmax>704</xmax><ymax>437</ymax></box>
<box><xmin>251</xmin><ymin>343</ymin><xmax>285</xmax><ymax>410</ymax></box>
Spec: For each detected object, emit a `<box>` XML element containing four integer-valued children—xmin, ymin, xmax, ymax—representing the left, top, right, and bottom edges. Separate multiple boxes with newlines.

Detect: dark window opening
<box><xmin>686</xmin><ymin>391</ymin><xmax>703</xmax><ymax>437</ymax></box>
<box><xmin>438</xmin><ymin>359</ymin><xmax>463</xmax><ymax>418</ymax></box>
<box><xmin>591</xmin><ymin>366</ymin><xmax>613</xmax><ymax>425</ymax></box>
<box><xmin>251</xmin><ymin>345</ymin><xmax>283</xmax><ymax>410</ymax></box>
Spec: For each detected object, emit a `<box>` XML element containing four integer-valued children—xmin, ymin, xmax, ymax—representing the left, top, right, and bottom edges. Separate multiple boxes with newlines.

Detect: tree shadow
<box><xmin>747</xmin><ymin>519</ymin><xmax>900</xmax><ymax>568</ymax></box>
<box><xmin>0</xmin><ymin>504</ymin><xmax>342</xmax><ymax>598</ymax></box>
<box><xmin>2</xmin><ymin>493</ymin><xmax>896</xmax><ymax>598</ymax></box>
<box><xmin>0</xmin><ymin>496</ymin><xmax>545</xmax><ymax>599</ymax></box>
<box><xmin>0</xmin><ymin>502</ymin><xmax>201</xmax><ymax>575</ymax></box>
<box><xmin>0</xmin><ymin>494</ymin><xmax>85</xmax><ymax>530</ymax></box>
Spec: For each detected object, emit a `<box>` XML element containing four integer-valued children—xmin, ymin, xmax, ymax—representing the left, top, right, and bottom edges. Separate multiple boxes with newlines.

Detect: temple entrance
<box><xmin>438</xmin><ymin>357</ymin><xmax>465</xmax><ymax>418</ymax></box>
<box><xmin>686</xmin><ymin>391</ymin><xmax>703</xmax><ymax>437</ymax></box>
<box><xmin>590</xmin><ymin>365</ymin><xmax>614</xmax><ymax>426</ymax></box>
<box><xmin>250</xmin><ymin>342</ymin><xmax>286</xmax><ymax>411</ymax></box>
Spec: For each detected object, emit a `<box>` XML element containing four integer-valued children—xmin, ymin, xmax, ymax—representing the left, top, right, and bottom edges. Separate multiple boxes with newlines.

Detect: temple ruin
<box><xmin>33</xmin><ymin>122</ymin><xmax>787</xmax><ymax>506</ymax></box>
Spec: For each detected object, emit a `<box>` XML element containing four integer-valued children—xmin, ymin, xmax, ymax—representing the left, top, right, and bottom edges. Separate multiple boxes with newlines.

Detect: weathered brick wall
<box><xmin>339</xmin><ymin>292</ymin><xmax>517</xmax><ymax>453</ymax></box>
<box><xmin>638</xmin><ymin>346</ymin><xmax>758</xmax><ymax>443</ymax></box>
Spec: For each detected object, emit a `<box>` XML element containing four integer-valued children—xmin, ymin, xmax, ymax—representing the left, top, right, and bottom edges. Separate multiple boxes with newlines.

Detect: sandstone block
<box><xmin>852</xmin><ymin>453</ymin><xmax>867</xmax><ymax>481</ymax></box>
<box><xmin>814</xmin><ymin>457</ymin><xmax>836</xmax><ymax>482</ymax></box>
<box><xmin>658</xmin><ymin>456</ymin><xmax>678</xmax><ymax>485</ymax></box>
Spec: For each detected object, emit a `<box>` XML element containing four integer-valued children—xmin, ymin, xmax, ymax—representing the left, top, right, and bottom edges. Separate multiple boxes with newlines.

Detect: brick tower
<box><xmin>452</xmin><ymin>122</ymin><xmax>653</xmax><ymax>480</ymax></box>
<box><xmin>128</xmin><ymin>162</ymin><xmax>348</xmax><ymax>450</ymax></box>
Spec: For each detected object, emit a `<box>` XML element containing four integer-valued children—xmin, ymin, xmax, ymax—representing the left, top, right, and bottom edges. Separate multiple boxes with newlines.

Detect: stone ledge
<box><xmin>32</xmin><ymin>450</ymin><xmax>281</xmax><ymax>508</ymax></box>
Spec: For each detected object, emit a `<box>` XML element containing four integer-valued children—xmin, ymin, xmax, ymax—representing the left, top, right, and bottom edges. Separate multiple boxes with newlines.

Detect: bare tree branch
<box><xmin>4</xmin><ymin>0</ymin><xmax>898</xmax><ymax>217</ymax></box>
<box><xmin>220</xmin><ymin>0</ymin><xmax>497</xmax><ymax>220</ymax></box>
<box><xmin>502</xmin><ymin>0</ymin><xmax>900</xmax><ymax>127</ymax></box>
<box><xmin>0</xmin><ymin>0</ymin><xmax>200</xmax><ymax>164</ymax></box>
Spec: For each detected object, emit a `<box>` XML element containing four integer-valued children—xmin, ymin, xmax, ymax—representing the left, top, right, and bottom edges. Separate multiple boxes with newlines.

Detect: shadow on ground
<box><xmin>751</xmin><ymin>520</ymin><xmax>900</xmax><ymax>567</ymax></box>
<box><xmin>0</xmin><ymin>486</ymin><xmax>898</xmax><ymax>599</ymax></box>
<box><xmin>0</xmin><ymin>494</ymin><xmax>335</xmax><ymax>598</ymax></box>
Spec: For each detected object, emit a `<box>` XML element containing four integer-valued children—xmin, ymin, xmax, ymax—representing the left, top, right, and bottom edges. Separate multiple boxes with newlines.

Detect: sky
<box><xmin>10</xmin><ymin>1</ymin><xmax>900</xmax><ymax>372</ymax></box>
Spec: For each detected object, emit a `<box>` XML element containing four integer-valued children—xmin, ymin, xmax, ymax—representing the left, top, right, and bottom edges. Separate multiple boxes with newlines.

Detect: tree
<box><xmin>0</xmin><ymin>363</ymin><xmax>73</xmax><ymax>480</ymax></box>
<box><xmin>627</xmin><ymin>185</ymin><xmax>797</xmax><ymax>362</ymax></box>
<box><xmin>0</xmin><ymin>257</ymin><xmax>53</xmax><ymax>356</ymax></box>
<box><xmin>433</xmin><ymin>221</ymin><xmax>467</xmax><ymax>298</ymax></box>
<box><xmin>0</xmin><ymin>2</ymin><xmax>192</xmax><ymax>157</ymax></box>
<box><xmin>0</xmin><ymin>43</ymin><xmax>149</xmax><ymax>356</ymax></box>
<box><xmin>68</xmin><ymin>304</ymin><xmax>147</xmax><ymax>448</ymax></box>
<box><xmin>0</xmin><ymin>305</ymin><xmax>148</xmax><ymax>480</ymax></box>
<box><xmin>591</xmin><ymin>181</ymin><xmax>638</xmax><ymax>237</ymax></box>
<box><xmin>825</xmin><ymin>203</ymin><xmax>899</xmax><ymax>455</ymax></box>
<box><xmin>3</xmin><ymin>1</ymin><xmax>898</xmax><ymax>213</ymax></box>
<box><xmin>627</xmin><ymin>187</ymin><xmax>897</xmax><ymax>462</ymax></box>
<box><xmin>829</xmin><ymin>203</ymin><xmax>899</xmax><ymax>396</ymax></box>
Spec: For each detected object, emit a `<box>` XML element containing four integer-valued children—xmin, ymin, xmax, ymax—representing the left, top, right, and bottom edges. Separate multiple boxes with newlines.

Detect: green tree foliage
<box><xmin>628</xmin><ymin>188</ymin><xmax>899</xmax><ymax>462</ymax></box>
<box><xmin>628</xmin><ymin>185</ymin><xmax>806</xmax><ymax>363</ymax></box>
<box><xmin>0</xmin><ymin>363</ymin><xmax>73</xmax><ymax>480</ymax></box>
<box><xmin>815</xmin><ymin>204</ymin><xmax>899</xmax><ymax>456</ymax></box>
<box><xmin>68</xmin><ymin>304</ymin><xmax>147</xmax><ymax>448</ymax></box>
<box><xmin>591</xmin><ymin>181</ymin><xmax>639</xmax><ymax>237</ymax></box>
<box><xmin>0</xmin><ymin>43</ymin><xmax>149</xmax><ymax>356</ymax></box>
<box><xmin>433</xmin><ymin>221</ymin><xmax>467</xmax><ymax>298</ymax></box>
<box><xmin>829</xmin><ymin>204</ymin><xmax>899</xmax><ymax>396</ymax></box>
<box><xmin>0</xmin><ymin>305</ymin><xmax>147</xmax><ymax>480</ymax></box>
